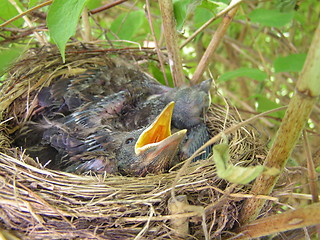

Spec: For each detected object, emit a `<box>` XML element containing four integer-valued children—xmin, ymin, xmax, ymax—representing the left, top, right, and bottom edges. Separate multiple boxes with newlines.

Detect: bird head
<box><xmin>164</xmin><ymin>79</ymin><xmax>212</xmax><ymax>129</ymax></box>
<box><xmin>117</xmin><ymin>102</ymin><xmax>187</xmax><ymax>176</ymax></box>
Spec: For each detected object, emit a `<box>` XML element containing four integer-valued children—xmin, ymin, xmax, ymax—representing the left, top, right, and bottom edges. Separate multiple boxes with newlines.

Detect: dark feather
<box><xmin>15</xmin><ymin>63</ymin><xmax>213</xmax><ymax>175</ymax></box>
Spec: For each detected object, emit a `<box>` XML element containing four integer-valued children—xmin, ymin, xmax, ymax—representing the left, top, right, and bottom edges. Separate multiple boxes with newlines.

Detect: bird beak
<box><xmin>134</xmin><ymin>101</ymin><xmax>187</xmax><ymax>175</ymax></box>
<box><xmin>135</xmin><ymin>101</ymin><xmax>185</xmax><ymax>154</ymax></box>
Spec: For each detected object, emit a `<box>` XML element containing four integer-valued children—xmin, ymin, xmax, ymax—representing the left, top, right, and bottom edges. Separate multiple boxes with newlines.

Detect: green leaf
<box><xmin>47</xmin><ymin>0</ymin><xmax>88</xmax><ymax>62</ymax></box>
<box><xmin>194</xmin><ymin>7</ymin><xmax>214</xmax><ymax>28</ymax></box>
<box><xmin>0</xmin><ymin>0</ymin><xmax>24</xmax><ymax>27</ymax></box>
<box><xmin>199</xmin><ymin>0</ymin><xmax>228</xmax><ymax>13</ymax></box>
<box><xmin>249</xmin><ymin>9</ymin><xmax>294</xmax><ymax>27</ymax></box>
<box><xmin>148</xmin><ymin>63</ymin><xmax>174</xmax><ymax>87</ymax></box>
<box><xmin>218</xmin><ymin>68</ymin><xmax>267</xmax><ymax>82</ymax></box>
<box><xmin>86</xmin><ymin>0</ymin><xmax>103</xmax><ymax>10</ymax></box>
<box><xmin>0</xmin><ymin>47</ymin><xmax>23</xmax><ymax>75</ymax></box>
<box><xmin>255</xmin><ymin>95</ymin><xmax>285</xmax><ymax>118</ymax></box>
<box><xmin>174</xmin><ymin>0</ymin><xmax>201</xmax><ymax>30</ymax></box>
<box><xmin>275</xmin><ymin>0</ymin><xmax>298</xmax><ymax>12</ymax></box>
<box><xmin>212</xmin><ymin>143</ymin><xmax>267</xmax><ymax>184</ymax></box>
<box><xmin>274</xmin><ymin>53</ymin><xmax>307</xmax><ymax>73</ymax></box>
<box><xmin>109</xmin><ymin>10</ymin><xmax>145</xmax><ymax>41</ymax></box>
<box><xmin>28</xmin><ymin>0</ymin><xmax>41</xmax><ymax>8</ymax></box>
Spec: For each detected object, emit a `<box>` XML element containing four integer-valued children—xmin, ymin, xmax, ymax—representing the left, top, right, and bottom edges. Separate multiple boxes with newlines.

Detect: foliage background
<box><xmin>0</xmin><ymin>0</ymin><xmax>320</xmax><ymax>237</ymax></box>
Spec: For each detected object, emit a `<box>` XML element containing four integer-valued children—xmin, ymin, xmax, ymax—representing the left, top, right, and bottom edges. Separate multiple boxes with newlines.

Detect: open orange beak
<box><xmin>133</xmin><ymin>102</ymin><xmax>187</xmax><ymax>175</ymax></box>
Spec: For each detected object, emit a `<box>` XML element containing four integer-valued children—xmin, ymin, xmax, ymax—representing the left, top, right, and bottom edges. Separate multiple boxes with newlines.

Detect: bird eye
<box><xmin>125</xmin><ymin>138</ymin><xmax>134</xmax><ymax>144</ymax></box>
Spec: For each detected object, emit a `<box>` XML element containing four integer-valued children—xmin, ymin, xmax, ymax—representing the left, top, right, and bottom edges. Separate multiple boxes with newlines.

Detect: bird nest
<box><xmin>0</xmin><ymin>44</ymin><xmax>267</xmax><ymax>239</ymax></box>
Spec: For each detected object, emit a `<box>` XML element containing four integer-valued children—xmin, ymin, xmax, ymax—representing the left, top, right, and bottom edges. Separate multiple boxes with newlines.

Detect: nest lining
<box><xmin>0</xmin><ymin>44</ymin><xmax>267</xmax><ymax>239</ymax></box>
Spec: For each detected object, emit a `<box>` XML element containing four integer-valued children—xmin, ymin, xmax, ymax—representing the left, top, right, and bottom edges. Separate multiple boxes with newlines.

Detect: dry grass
<box><xmin>0</xmin><ymin>44</ymin><xmax>268</xmax><ymax>239</ymax></box>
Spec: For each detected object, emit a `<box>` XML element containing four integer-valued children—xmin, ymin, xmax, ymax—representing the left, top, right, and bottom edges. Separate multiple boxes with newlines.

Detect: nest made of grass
<box><xmin>0</xmin><ymin>43</ymin><xmax>267</xmax><ymax>239</ymax></box>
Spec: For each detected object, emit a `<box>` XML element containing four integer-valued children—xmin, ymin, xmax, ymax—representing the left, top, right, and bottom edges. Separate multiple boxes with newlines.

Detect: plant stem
<box><xmin>0</xmin><ymin>0</ymin><xmax>52</xmax><ymax>28</ymax></box>
<box><xmin>239</xmin><ymin>20</ymin><xmax>320</xmax><ymax>225</ymax></box>
<box><xmin>233</xmin><ymin>203</ymin><xmax>320</xmax><ymax>239</ymax></box>
<box><xmin>81</xmin><ymin>8</ymin><xmax>92</xmax><ymax>42</ymax></box>
<box><xmin>158</xmin><ymin>0</ymin><xmax>185</xmax><ymax>86</ymax></box>
<box><xmin>180</xmin><ymin>0</ymin><xmax>242</xmax><ymax>49</ymax></box>
<box><xmin>145</xmin><ymin>0</ymin><xmax>169</xmax><ymax>86</ymax></box>
<box><xmin>191</xmin><ymin>0</ymin><xmax>240</xmax><ymax>84</ymax></box>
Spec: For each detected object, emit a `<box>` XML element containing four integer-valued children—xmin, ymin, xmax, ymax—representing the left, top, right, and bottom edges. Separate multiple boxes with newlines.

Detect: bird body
<box><xmin>15</xmin><ymin>63</ymin><xmax>212</xmax><ymax>176</ymax></box>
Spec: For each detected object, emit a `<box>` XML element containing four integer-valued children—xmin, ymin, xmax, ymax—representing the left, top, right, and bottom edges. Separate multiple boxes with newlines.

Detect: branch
<box><xmin>0</xmin><ymin>0</ymin><xmax>52</xmax><ymax>28</ymax></box>
<box><xmin>191</xmin><ymin>0</ymin><xmax>241</xmax><ymax>84</ymax></box>
<box><xmin>239</xmin><ymin>20</ymin><xmax>320</xmax><ymax>225</ymax></box>
<box><xmin>233</xmin><ymin>203</ymin><xmax>320</xmax><ymax>239</ymax></box>
<box><xmin>145</xmin><ymin>0</ymin><xmax>169</xmax><ymax>86</ymax></box>
<box><xmin>158</xmin><ymin>0</ymin><xmax>185</xmax><ymax>86</ymax></box>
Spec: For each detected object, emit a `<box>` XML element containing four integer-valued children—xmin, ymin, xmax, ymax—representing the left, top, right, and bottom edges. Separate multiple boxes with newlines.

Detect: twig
<box><xmin>232</xmin><ymin>203</ymin><xmax>320</xmax><ymax>240</ymax></box>
<box><xmin>158</xmin><ymin>0</ymin><xmax>185</xmax><ymax>86</ymax></box>
<box><xmin>222</xmin><ymin>87</ymin><xmax>275</xmax><ymax>128</ymax></box>
<box><xmin>180</xmin><ymin>0</ymin><xmax>243</xmax><ymax>49</ymax></box>
<box><xmin>303</xmin><ymin>130</ymin><xmax>319</xmax><ymax>203</ymax></box>
<box><xmin>0</xmin><ymin>0</ymin><xmax>52</xmax><ymax>28</ymax></box>
<box><xmin>89</xmin><ymin>0</ymin><xmax>128</xmax><ymax>15</ymax></box>
<box><xmin>303</xmin><ymin>130</ymin><xmax>320</xmax><ymax>238</ymax></box>
<box><xmin>191</xmin><ymin>0</ymin><xmax>240</xmax><ymax>84</ymax></box>
<box><xmin>145</xmin><ymin>0</ymin><xmax>169</xmax><ymax>86</ymax></box>
<box><xmin>81</xmin><ymin>7</ymin><xmax>92</xmax><ymax>42</ymax></box>
<box><xmin>7</xmin><ymin>0</ymin><xmax>47</xmax><ymax>44</ymax></box>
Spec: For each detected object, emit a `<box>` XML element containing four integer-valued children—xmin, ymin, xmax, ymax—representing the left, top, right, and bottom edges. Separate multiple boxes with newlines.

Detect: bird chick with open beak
<box><xmin>39</xmin><ymin>102</ymin><xmax>186</xmax><ymax>176</ymax></box>
<box><xmin>15</xmin><ymin>61</ymin><xmax>212</xmax><ymax>175</ymax></box>
<box><xmin>116</xmin><ymin>102</ymin><xmax>187</xmax><ymax>176</ymax></box>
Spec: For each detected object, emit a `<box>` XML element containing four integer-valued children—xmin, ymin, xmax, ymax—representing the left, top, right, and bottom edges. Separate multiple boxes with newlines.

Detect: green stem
<box><xmin>239</xmin><ymin>20</ymin><xmax>320</xmax><ymax>225</ymax></box>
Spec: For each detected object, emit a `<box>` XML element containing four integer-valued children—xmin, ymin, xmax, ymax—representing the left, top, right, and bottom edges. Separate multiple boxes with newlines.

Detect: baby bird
<box><xmin>14</xmin><ymin>62</ymin><xmax>212</xmax><ymax>175</ymax></box>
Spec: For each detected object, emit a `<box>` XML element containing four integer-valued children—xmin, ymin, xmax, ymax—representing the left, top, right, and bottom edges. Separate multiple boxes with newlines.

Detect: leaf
<box><xmin>148</xmin><ymin>63</ymin><xmax>174</xmax><ymax>87</ymax></box>
<box><xmin>199</xmin><ymin>0</ymin><xmax>228</xmax><ymax>13</ymax></box>
<box><xmin>249</xmin><ymin>9</ymin><xmax>294</xmax><ymax>27</ymax></box>
<box><xmin>275</xmin><ymin>0</ymin><xmax>298</xmax><ymax>12</ymax></box>
<box><xmin>274</xmin><ymin>53</ymin><xmax>307</xmax><ymax>73</ymax></box>
<box><xmin>173</xmin><ymin>0</ymin><xmax>201</xmax><ymax>30</ymax></box>
<box><xmin>0</xmin><ymin>47</ymin><xmax>23</xmax><ymax>75</ymax></box>
<box><xmin>218</xmin><ymin>68</ymin><xmax>267</xmax><ymax>82</ymax></box>
<box><xmin>212</xmin><ymin>143</ymin><xmax>266</xmax><ymax>185</ymax></box>
<box><xmin>0</xmin><ymin>0</ymin><xmax>24</xmax><ymax>27</ymax></box>
<box><xmin>109</xmin><ymin>10</ymin><xmax>145</xmax><ymax>41</ymax></box>
<box><xmin>86</xmin><ymin>0</ymin><xmax>103</xmax><ymax>10</ymax></box>
<box><xmin>255</xmin><ymin>95</ymin><xmax>285</xmax><ymax>119</ymax></box>
<box><xmin>28</xmin><ymin>0</ymin><xmax>42</xmax><ymax>8</ymax></box>
<box><xmin>194</xmin><ymin>7</ymin><xmax>214</xmax><ymax>28</ymax></box>
<box><xmin>47</xmin><ymin>0</ymin><xmax>88</xmax><ymax>62</ymax></box>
